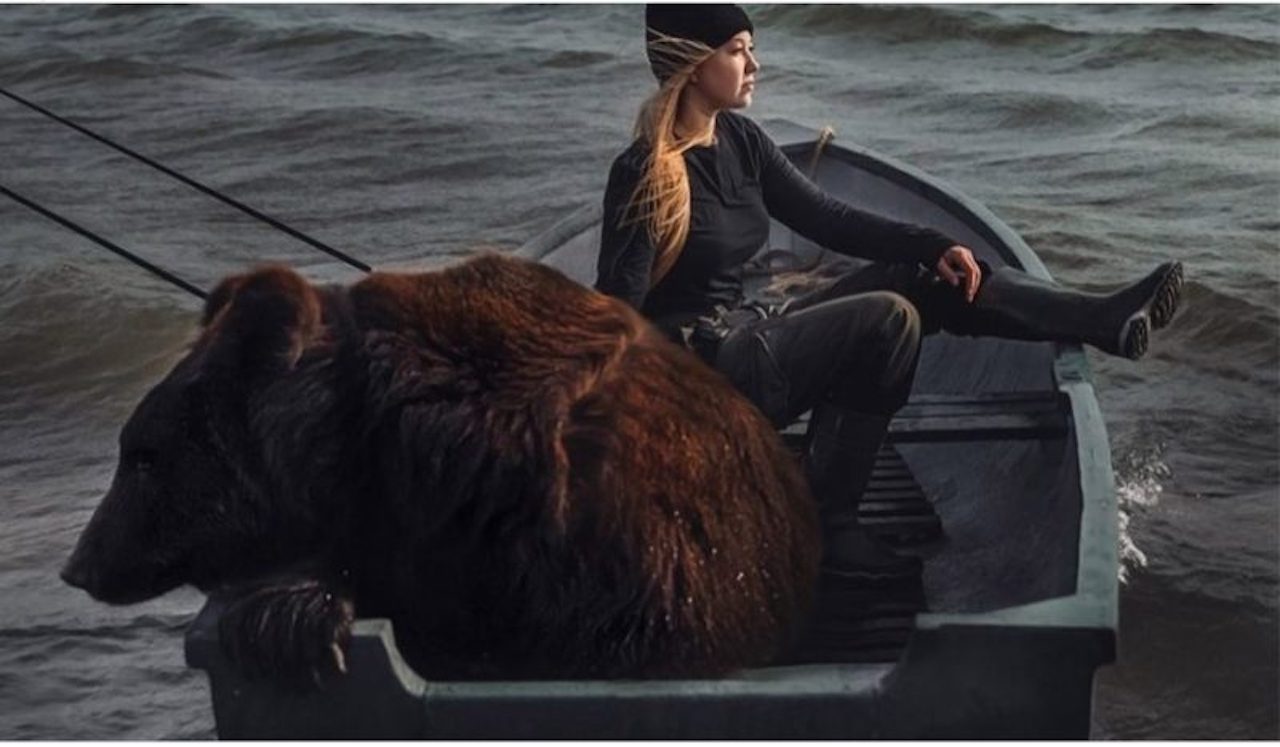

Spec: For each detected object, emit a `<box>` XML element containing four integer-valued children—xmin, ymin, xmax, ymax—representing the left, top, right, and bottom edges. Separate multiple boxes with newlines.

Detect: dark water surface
<box><xmin>0</xmin><ymin>3</ymin><xmax>1276</xmax><ymax>739</ymax></box>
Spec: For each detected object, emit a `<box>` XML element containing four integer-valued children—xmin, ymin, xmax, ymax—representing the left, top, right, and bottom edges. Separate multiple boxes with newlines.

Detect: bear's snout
<box><xmin>60</xmin><ymin>541</ymin><xmax>177</xmax><ymax>605</ymax></box>
<box><xmin>61</xmin><ymin>504</ymin><xmax>170</xmax><ymax>604</ymax></box>
<box><xmin>60</xmin><ymin>555</ymin><xmax>96</xmax><ymax>593</ymax></box>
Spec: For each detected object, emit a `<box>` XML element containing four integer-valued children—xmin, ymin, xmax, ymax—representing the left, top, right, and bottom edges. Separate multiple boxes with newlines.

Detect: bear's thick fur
<box><xmin>62</xmin><ymin>252</ymin><xmax>820</xmax><ymax>681</ymax></box>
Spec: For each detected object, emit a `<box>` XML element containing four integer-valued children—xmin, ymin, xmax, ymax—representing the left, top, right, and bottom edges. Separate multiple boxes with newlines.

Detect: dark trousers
<box><xmin>713</xmin><ymin>260</ymin><xmax>991</xmax><ymax>429</ymax></box>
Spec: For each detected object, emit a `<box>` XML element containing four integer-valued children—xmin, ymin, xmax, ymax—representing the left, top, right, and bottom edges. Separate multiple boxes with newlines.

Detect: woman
<box><xmin>595</xmin><ymin>5</ymin><xmax>1183</xmax><ymax>580</ymax></box>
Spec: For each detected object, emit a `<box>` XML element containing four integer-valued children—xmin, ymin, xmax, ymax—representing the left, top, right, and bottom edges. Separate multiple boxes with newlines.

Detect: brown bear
<box><xmin>61</xmin><ymin>251</ymin><xmax>820</xmax><ymax>682</ymax></box>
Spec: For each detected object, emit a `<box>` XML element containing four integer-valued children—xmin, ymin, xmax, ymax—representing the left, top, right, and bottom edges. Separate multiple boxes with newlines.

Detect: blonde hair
<box><xmin>616</xmin><ymin>28</ymin><xmax>720</xmax><ymax>287</ymax></box>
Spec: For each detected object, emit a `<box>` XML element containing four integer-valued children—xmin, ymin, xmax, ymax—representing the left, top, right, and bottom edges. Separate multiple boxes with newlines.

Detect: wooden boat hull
<box><xmin>185</xmin><ymin>118</ymin><xmax>1119</xmax><ymax>738</ymax></box>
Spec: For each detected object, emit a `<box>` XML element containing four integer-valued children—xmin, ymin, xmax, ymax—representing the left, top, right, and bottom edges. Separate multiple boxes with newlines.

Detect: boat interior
<box><xmin>181</xmin><ymin>118</ymin><xmax>1117</xmax><ymax>739</ymax></box>
<box><xmin>515</xmin><ymin>118</ymin><xmax>1085</xmax><ymax>667</ymax></box>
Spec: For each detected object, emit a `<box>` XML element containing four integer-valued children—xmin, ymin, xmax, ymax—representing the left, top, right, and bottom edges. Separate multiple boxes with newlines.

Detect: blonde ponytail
<box><xmin>616</xmin><ymin>29</ymin><xmax>718</xmax><ymax>287</ymax></box>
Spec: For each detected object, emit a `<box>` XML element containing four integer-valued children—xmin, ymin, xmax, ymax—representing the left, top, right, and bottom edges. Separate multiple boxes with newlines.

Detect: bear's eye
<box><xmin>127</xmin><ymin>449</ymin><xmax>160</xmax><ymax>474</ymax></box>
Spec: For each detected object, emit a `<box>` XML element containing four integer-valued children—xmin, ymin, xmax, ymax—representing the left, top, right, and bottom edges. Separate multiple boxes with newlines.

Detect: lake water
<box><xmin>0</xmin><ymin>3</ymin><xmax>1276</xmax><ymax>738</ymax></box>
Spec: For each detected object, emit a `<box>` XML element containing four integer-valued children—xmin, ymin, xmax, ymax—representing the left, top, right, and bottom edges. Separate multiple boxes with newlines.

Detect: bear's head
<box><xmin>62</xmin><ymin>265</ymin><xmax>346</xmax><ymax>604</ymax></box>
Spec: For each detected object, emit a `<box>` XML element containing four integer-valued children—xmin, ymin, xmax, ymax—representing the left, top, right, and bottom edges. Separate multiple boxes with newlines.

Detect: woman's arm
<box><xmin>749</xmin><ymin>118</ymin><xmax>956</xmax><ymax>267</ymax></box>
<box><xmin>595</xmin><ymin>157</ymin><xmax>656</xmax><ymax>311</ymax></box>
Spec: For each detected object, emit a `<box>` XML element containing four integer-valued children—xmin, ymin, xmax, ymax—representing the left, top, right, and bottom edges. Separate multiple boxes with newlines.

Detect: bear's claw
<box><xmin>330</xmin><ymin>640</ymin><xmax>348</xmax><ymax>675</ymax></box>
<box><xmin>217</xmin><ymin>574</ymin><xmax>354</xmax><ymax>690</ymax></box>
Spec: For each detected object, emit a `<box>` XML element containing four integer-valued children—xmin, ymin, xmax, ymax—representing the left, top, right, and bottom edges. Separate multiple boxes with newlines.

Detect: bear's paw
<box><xmin>217</xmin><ymin>573</ymin><xmax>355</xmax><ymax>691</ymax></box>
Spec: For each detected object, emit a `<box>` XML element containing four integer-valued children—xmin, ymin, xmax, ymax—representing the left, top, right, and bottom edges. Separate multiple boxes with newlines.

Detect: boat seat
<box><xmin>780</xmin><ymin>392</ymin><xmax>1069</xmax><ymax>447</ymax></box>
<box><xmin>887</xmin><ymin>392</ymin><xmax>1069</xmax><ymax>443</ymax></box>
<box><xmin>775</xmin><ymin>433</ymin><xmax>938</xmax><ymax>665</ymax></box>
<box><xmin>772</xmin><ymin>392</ymin><xmax>1066</xmax><ymax>664</ymax></box>
<box><xmin>777</xmin><ymin>440</ymin><xmax>935</xmax><ymax>666</ymax></box>
<box><xmin>776</xmin><ymin>392</ymin><xmax>1067</xmax><ymax>548</ymax></box>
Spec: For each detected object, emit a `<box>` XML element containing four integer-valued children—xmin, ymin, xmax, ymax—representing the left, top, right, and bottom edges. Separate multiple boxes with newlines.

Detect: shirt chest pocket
<box><xmin>724</xmin><ymin>172</ymin><xmax>762</xmax><ymax>208</ymax></box>
<box><xmin>688</xmin><ymin>193</ymin><xmax>720</xmax><ymax>233</ymax></box>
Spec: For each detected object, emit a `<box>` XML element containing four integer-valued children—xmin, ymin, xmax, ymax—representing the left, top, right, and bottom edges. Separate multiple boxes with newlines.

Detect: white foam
<box><xmin>1114</xmin><ymin>440</ymin><xmax>1172</xmax><ymax>584</ymax></box>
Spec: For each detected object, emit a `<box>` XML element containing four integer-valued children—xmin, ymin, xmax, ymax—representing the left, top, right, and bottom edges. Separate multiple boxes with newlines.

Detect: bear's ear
<box><xmin>202</xmin><ymin>275</ymin><xmax>245</xmax><ymax>328</ymax></box>
<box><xmin>203</xmin><ymin>265</ymin><xmax>323</xmax><ymax>376</ymax></box>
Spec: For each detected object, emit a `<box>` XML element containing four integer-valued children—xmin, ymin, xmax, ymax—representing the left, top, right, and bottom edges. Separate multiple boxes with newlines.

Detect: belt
<box><xmin>682</xmin><ymin>299</ymin><xmax>794</xmax><ymax>366</ymax></box>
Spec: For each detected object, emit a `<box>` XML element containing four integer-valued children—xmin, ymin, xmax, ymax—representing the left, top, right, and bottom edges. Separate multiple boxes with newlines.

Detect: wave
<box><xmin>0</xmin><ymin>613</ymin><xmax>190</xmax><ymax>642</ymax></box>
<box><xmin>1122</xmin><ymin>110</ymin><xmax>1280</xmax><ymax>144</ymax></box>
<box><xmin>134</xmin><ymin>9</ymin><xmax>552</xmax><ymax>83</ymax></box>
<box><xmin>233</xmin><ymin>24</ymin><xmax>454</xmax><ymax>79</ymax></box>
<box><xmin>0</xmin><ymin>260</ymin><xmax>195</xmax><ymax>408</ymax></box>
<box><xmin>128</xmin><ymin>9</ymin><xmax>263</xmax><ymax>54</ymax></box>
<box><xmin>238</xmin><ymin>25</ymin><xmax>434</xmax><ymax>56</ymax></box>
<box><xmin>36</xmin><ymin>8</ymin><xmax>454</xmax><ymax>82</ymax></box>
<box><xmin>757</xmin><ymin>4</ymin><xmax>1279</xmax><ymax>65</ymax></box>
<box><xmin>152</xmin><ymin>105</ymin><xmax>468</xmax><ymax>168</ymax></box>
<box><xmin>1078</xmin><ymin>25</ymin><xmax>1280</xmax><ymax>69</ymax></box>
<box><xmin>898</xmin><ymin>88</ymin><xmax>1120</xmax><ymax>133</ymax></box>
<box><xmin>0</xmin><ymin>54</ymin><xmax>230</xmax><ymax>88</ymax></box>
<box><xmin>1159</xmin><ymin>279</ymin><xmax>1280</xmax><ymax>378</ymax></box>
<box><xmin>755</xmin><ymin>5</ymin><xmax>1089</xmax><ymax>49</ymax></box>
<box><xmin>537</xmin><ymin>50</ymin><xmax>616</xmax><ymax>70</ymax></box>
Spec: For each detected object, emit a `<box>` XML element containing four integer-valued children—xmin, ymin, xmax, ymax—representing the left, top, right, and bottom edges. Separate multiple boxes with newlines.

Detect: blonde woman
<box><xmin>595</xmin><ymin>5</ymin><xmax>1183</xmax><ymax>580</ymax></box>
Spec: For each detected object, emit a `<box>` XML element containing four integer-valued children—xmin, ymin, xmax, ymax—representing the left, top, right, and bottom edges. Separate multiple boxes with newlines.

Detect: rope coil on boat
<box><xmin>806</xmin><ymin>125</ymin><xmax>836</xmax><ymax>178</ymax></box>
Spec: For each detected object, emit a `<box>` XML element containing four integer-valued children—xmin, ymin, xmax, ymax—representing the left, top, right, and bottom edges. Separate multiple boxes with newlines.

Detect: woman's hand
<box><xmin>935</xmin><ymin>245</ymin><xmax>982</xmax><ymax>302</ymax></box>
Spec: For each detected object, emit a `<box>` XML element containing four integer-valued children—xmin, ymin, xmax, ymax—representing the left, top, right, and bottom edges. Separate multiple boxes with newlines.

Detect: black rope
<box><xmin>0</xmin><ymin>182</ymin><xmax>208</xmax><ymax>300</ymax></box>
<box><xmin>0</xmin><ymin>86</ymin><xmax>373</xmax><ymax>273</ymax></box>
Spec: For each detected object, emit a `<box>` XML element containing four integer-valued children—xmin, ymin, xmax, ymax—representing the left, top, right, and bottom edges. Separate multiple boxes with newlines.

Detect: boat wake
<box><xmin>1114</xmin><ymin>440</ymin><xmax>1171</xmax><ymax>584</ymax></box>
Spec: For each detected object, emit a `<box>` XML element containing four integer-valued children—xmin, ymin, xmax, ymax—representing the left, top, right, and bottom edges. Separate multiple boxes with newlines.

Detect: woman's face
<box><xmin>690</xmin><ymin>31</ymin><xmax>758</xmax><ymax>110</ymax></box>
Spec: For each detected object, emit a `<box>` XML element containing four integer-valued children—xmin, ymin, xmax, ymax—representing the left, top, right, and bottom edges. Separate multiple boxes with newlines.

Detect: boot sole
<box><xmin>1149</xmin><ymin>261</ymin><xmax>1183</xmax><ymax>330</ymax></box>
<box><xmin>1115</xmin><ymin>261</ymin><xmax>1181</xmax><ymax>359</ymax></box>
<box><xmin>1118</xmin><ymin>312</ymin><xmax>1150</xmax><ymax>360</ymax></box>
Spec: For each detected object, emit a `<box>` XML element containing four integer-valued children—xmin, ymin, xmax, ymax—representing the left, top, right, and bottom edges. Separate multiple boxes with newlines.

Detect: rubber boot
<box><xmin>805</xmin><ymin>403</ymin><xmax>923</xmax><ymax>581</ymax></box>
<box><xmin>944</xmin><ymin>261</ymin><xmax>1184</xmax><ymax>360</ymax></box>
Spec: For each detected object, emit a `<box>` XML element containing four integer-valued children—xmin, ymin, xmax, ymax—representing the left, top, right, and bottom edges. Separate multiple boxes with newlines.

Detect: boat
<box><xmin>184</xmin><ymin>118</ymin><xmax>1119</xmax><ymax>739</ymax></box>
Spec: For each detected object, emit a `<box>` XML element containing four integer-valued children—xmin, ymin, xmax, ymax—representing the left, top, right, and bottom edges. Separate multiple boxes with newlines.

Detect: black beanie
<box><xmin>645</xmin><ymin>4</ymin><xmax>754</xmax><ymax>82</ymax></box>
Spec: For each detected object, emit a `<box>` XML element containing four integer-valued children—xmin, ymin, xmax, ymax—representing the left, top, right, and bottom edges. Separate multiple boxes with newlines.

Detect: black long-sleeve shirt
<box><xmin>595</xmin><ymin>110</ymin><xmax>956</xmax><ymax>343</ymax></box>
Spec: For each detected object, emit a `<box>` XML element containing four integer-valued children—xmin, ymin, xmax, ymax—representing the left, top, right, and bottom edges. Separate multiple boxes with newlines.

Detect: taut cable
<box><xmin>0</xmin><ymin>85</ymin><xmax>372</xmax><ymax>273</ymax></box>
<box><xmin>0</xmin><ymin>182</ymin><xmax>208</xmax><ymax>300</ymax></box>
